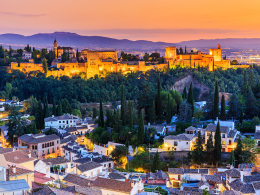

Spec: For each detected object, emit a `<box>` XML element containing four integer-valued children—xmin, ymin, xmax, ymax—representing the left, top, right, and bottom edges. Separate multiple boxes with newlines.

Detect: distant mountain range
<box><xmin>0</xmin><ymin>32</ymin><xmax>260</xmax><ymax>51</ymax></box>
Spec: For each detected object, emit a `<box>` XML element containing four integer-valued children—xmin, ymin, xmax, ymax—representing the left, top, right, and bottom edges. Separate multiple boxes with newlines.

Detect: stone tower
<box><xmin>165</xmin><ymin>47</ymin><xmax>177</xmax><ymax>60</ymax></box>
<box><xmin>53</xmin><ymin>39</ymin><xmax>58</xmax><ymax>58</ymax></box>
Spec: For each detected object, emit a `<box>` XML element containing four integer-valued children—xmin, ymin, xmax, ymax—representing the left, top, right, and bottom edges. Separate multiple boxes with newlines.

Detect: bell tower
<box><xmin>53</xmin><ymin>39</ymin><xmax>58</xmax><ymax>58</ymax></box>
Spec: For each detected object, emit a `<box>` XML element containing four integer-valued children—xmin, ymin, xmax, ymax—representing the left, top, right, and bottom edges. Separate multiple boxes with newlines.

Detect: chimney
<box><xmin>240</xmin><ymin>170</ymin><xmax>244</xmax><ymax>182</ymax></box>
<box><xmin>28</xmin><ymin>151</ymin><xmax>31</xmax><ymax>158</ymax></box>
<box><xmin>52</xmin><ymin>115</ymin><xmax>54</xmax><ymax>118</ymax></box>
<box><xmin>12</xmin><ymin>164</ymin><xmax>16</xmax><ymax>174</ymax></box>
<box><xmin>131</xmin><ymin>180</ymin><xmax>134</xmax><ymax>188</ymax></box>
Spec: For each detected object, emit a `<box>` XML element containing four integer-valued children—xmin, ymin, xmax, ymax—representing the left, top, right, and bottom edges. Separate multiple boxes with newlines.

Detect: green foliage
<box><xmin>220</xmin><ymin>94</ymin><xmax>226</xmax><ymax>120</ymax></box>
<box><xmin>72</xmin><ymin>109</ymin><xmax>82</xmax><ymax>118</ymax></box>
<box><xmin>138</xmin><ymin>111</ymin><xmax>145</xmax><ymax>145</ymax></box>
<box><xmin>92</xmin><ymin>126</ymin><xmax>108</xmax><ymax>144</ymax></box>
<box><xmin>228</xmin><ymin>94</ymin><xmax>241</xmax><ymax>120</ymax></box>
<box><xmin>245</xmin><ymin>88</ymin><xmax>257</xmax><ymax>119</ymax></box>
<box><xmin>182</xmin><ymin>86</ymin><xmax>187</xmax><ymax>100</ymax></box>
<box><xmin>166</xmin><ymin>94</ymin><xmax>171</xmax><ymax>124</ymax></box>
<box><xmin>98</xmin><ymin>99</ymin><xmax>104</xmax><ymax>128</ymax></box>
<box><xmin>62</xmin><ymin>98</ymin><xmax>72</xmax><ymax>114</ymax></box>
<box><xmin>177</xmin><ymin>100</ymin><xmax>192</xmax><ymax>122</ymax></box>
<box><xmin>206</xmin><ymin>132</ymin><xmax>214</xmax><ymax>165</ymax></box>
<box><xmin>111</xmin><ymin>145</ymin><xmax>128</xmax><ymax>163</ymax></box>
<box><xmin>176</xmin><ymin>122</ymin><xmax>192</xmax><ymax>133</ymax></box>
<box><xmin>187</xmin><ymin>82</ymin><xmax>194</xmax><ymax>115</ymax></box>
<box><xmin>92</xmin><ymin>107</ymin><xmax>98</xmax><ymax>118</ymax></box>
<box><xmin>234</xmin><ymin>136</ymin><xmax>243</xmax><ymax>167</ymax></box>
<box><xmin>52</xmin><ymin>97</ymin><xmax>56</xmax><ymax>116</ymax></box>
<box><xmin>213</xmin><ymin>81</ymin><xmax>219</xmax><ymax>120</ymax></box>
<box><xmin>128</xmin><ymin>150</ymin><xmax>150</xmax><ymax>172</ymax></box>
<box><xmin>121</xmin><ymin>83</ymin><xmax>126</xmax><ymax>126</ymax></box>
<box><xmin>57</xmin><ymin>99</ymin><xmax>62</xmax><ymax>116</ymax></box>
<box><xmin>151</xmin><ymin>151</ymin><xmax>161</xmax><ymax>173</ymax></box>
<box><xmin>42</xmin><ymin>58</ymin><xmax>48</xmax><ymax>74</ymax></box>
<box><xmin>169</xmin><ymin>161</ymin><xmax>181</xmax><ymax>168</ymax></box>
<box><xmin>214</xmin><ymin>122</ymin><xmax>222</xmax><ymax>165</ymax></box>
<box><xmin>192</xmin><ymin>131</ymin><xmax>203</xmax><ymax>165</ymax></box>
<box><xmin>194</xmin><ymin>108</ymin><xmax>203</xmax><ymax>122</ymax></box>
<box><xmin>156</xmin><ymin>76</ymin><xmax>162</xmax><ymax>120</ymax></box>
<box><xmin>35</xmin><ymin>100</ymin><xmax>44</xmax><ymax>129</ymax></box>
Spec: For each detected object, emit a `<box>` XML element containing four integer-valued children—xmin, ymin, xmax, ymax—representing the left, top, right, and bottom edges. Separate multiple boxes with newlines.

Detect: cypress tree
<box><xmin>149</xmin><ymin>101</ymin><xmax>157</xmax><ymax>125</ymax></box>
<box><xmin>57</xmin><ymin>99</ymin><xmax>62</xmax><ymax>116</ymax></box>
<box><xmin>229</xmin><ymin>150</ymin><xmax>235</xmax><ymax>166</ymax></box>
<box><xmin>192</xmin><ymin>131</ymin><xmax>203</xmax><ymax>165</ymax></box>
<box><xmin>187</xmin><ymin>82</ymin><xmax>194</xmax><ymax>115</ymax></box>
<box><xmin>220</xmin><ymin>94</ymin><xmax>226</xmax><ymax>120</ymax></box>
<box><xmin>129</xmin><ymin>101</ymin><xmax>133</xmax><ymax>129</ymax></box>
<box><xmin>213</xmin><ymin>81</ymin><xmax>219</xmax><ymax>120</ymax></box>
<box><xmin>214</xmin><ymin>121</ymin><xmax>222</xmax><ymax>167</ymax></box>
<box><xmin>52</xmin><ymin>97</ymin><xmax>56</xmax><ymax>116</ymax></box>
<box><xmin>35</xmin><ymin>100</ymin><xmax>43</xmax><ymax>129</ymax></box>
<box><xmin>45</xmin><ymin>96</ymin><xmax>49</xmax><ymax>118</ymax></box>
<box><xmin>43</xmin><ymin>97</ymin><xmax>46</xmax><ymax>119</ymax></box>
<box><xmin>166</xmin><ymin>94</ymin><xmax>171</xmax><ymax>124</ymax></box>
<box><xmin>228</xmin><ymin>94</ymin><xmax>241</xmax><ymax>121</ymax></box>
<box><xmin>185</xmin><ymin>46</ymin><xmax>187</xmax><ymax>53</ymax></box>
<box><xmin>121</xmin><ymin>83</ymin><xmax>126</xmax><ymax>126</ymax></box>
<box><xmin>138</xmin><ymin>111</ymin><xmax>144</xmax><ymax>145</ymax></box>
<box><xmin>241</xmin><ymin>72</ymin><xmax>248</xmax><ymax>97</ymax></box>
<box><xmin>245</xmin><ymin>88</ymin><xmax>257</xmax><ymax>119</ymax></box>
<box><xmin>98</xmin><ymin>99</ymin><xmax>104</xmax><ymax>128</ymax></box>
<box><xmin>206</xmin><ymin>132</ymin><xmax>214</xmax><ymax>165</ymax></box>
<box><xmin>32</xmin><ymin>122</ymin><xmax>37</xmax><ymax>134</ymax></box>
<box><xmin>151</xmin><ymin>151</ymin><xmax>161</xmax><ymax>173</ymax></box>
<box><xmin>42</xmin><ymin>58</ymin><xmax>48</xmax><ymax>74</ymax></box>
<box><xmin>239</xmin><ymin>108</ymin><xmax>243</xmax><ymax>125</ymax></box>
<box><xmin>156</xmin><ymin>76</ymin><xmax>162</xmax><ymax>120</ymax></box>
<box><xmin>182</xmin><ymin>86</ymin><xmax>187</xmax><ymax>100</ymax></box>
<box><xmin>234</xmin><ymin>136</ymin><xmax>243</xmax><ymax>167</ymax></box>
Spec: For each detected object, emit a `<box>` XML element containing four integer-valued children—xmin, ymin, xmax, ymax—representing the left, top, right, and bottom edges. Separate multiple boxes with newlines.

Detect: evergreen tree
<box><xmin>92</xmin><ymin>107</ymin><xmax>98</xmax><ymax>119</ymax></box>
<box><xmin>187</xmin><ymin>82</ymin><xmax>194</xmax><ymax>115</ymax></box>
<box><xmin>234</xmin><ymin>136</ymin><xmax>243</xmax><ymax>167</ymax></box>
<box><xmin>138</xmin><ymin>111</ymin><xmax>144</xmax><ymax>145</ymax></box>
<box><xmin>206</xmin><ymin>132</ymin><xmax>214</xmax><ymax>165</ymax></box>
<box><xmin>248</xmin><ymin>70</ymin><xmax>256</xmax><ymax>90</ymax></box>
<box><xmin>229</xmin><ymin>150</ymin><xmax>235</xmax><ymax>166</ymax></box>
<box><xmin>220</xmin><ymin>94</ymin><xmax>226</xmax><ymax>120</ymax></box>
<box><xmin>182</xmin><ymin>86</ymin><xmax>187</xmax><ymax>100</ymax></box>
<box><xmin>52</xmin><ymin>97</ymin><xmax>56</xmax><ymax>116</ymax></box>
<box><xmin>98</xmin><ymin>99</ymin><xmax>104</xmax><ymax>128</ymax></box>
<box><xmin>166</xmin><ymin>94</ymin><xmax>171</xmax><ymax>124</ymax></box>
<box><xmin>35</xmin><ymin>100</ymin><xmax>43</xmax><ymax>129</ymax></box>
<box><xmin>121</xmin><ymin>83</ymin><xmax>126</xmax><ymax>126</ymax></box>
<box><xmin>106</xmin><ymin>109</ymin><xmax>113</xmax><ymax>127</ymax></box>
<box><xmin>185</xmin><ymin>46</ymin><xmax>187</xmax><ymax>53</ymax></box>
<box><xmin>62</xmin><ymin>98</ymin><xmax>72</xmax><ymax>114</ymax></box>
<box><xmin>57</xmin><ymin>99</ymin><xmax>62</xmax><ymax>116</ymax></box>
<box><xmin>241</xmin><ymin>72</ymin><xmax>248</xmax><ymax>97</ymax></box>
<box><xmin>228</xmin><ymin>94</ymin><xmax>241</xmax><ymax>121</ymax></box>
<box><xmin>214</xmin><ymin>121</ymin><xmax>222</xmax><ymax>167</ymax></box>
<box><xmin>213</xmin><ymin>81</ymin><xmax>219</xmax><ymax>120</ymax></box>
<box><xmin>156</xmin><ymin>76</ymin><xmax>162</xmax><ymax>120</ymax></box>
<box><xmin>149</xmin><ymin>101</ymin><xmax>157</xmax><ymax>124</ymax></box>
<box><xmin>192</xmin><ymin>131</ymin><xmax>203</xmax><ymax>165</ymax></box>
<box><xmin>245</xmin><ymin>88</ymin><xmax>257</xmax><ymax>119</ymax></box>
<box><xmin>45</xmin><ymin>96</ymin><xmax>49</xmax><ymax>118</ymax></box>
<box><xmin>151</xmin><ymin>151</ymin><xmax>161</xmax><ymax>173</ymax></box>
<box><xmin>239</xmin><ymin>108</ymin><xmax>243</xmax><ymax>125</ymax></box>
<box><xmin>128</xmin><ymin>101</ymin><xmax>133</xmax><ymax>129</ymax></box>
<box><xmin>32</xmin><ymin>122</ymin><xmax>37</xmax><ymax>134</ymax></box>
<box><xmin>177</xmin><ymin>100</ymin><xmax>192</xmax><ymax>122</ymax></box>
<box><xmin>42</xmin><ymin>58</ymin><xmax>48</xmax><ymax>74</ymax></box>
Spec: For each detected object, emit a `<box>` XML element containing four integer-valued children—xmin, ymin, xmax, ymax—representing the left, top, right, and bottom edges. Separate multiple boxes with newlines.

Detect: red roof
<box><xmin>34</xmin><ymin>171</ymin><xmax>53</xmax><ymax>184</ymax></box>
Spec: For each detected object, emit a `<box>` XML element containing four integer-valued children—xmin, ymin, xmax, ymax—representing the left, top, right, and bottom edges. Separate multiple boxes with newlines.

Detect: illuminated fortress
<box><xmin>10</xmin><ymin>40</ymin><xmax>245</xmax><ymax>79</ymax></box>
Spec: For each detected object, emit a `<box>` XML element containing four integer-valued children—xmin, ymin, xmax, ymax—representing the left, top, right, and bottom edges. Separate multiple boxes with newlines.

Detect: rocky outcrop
<box><xmin>170</xmin><ymin>74</ymin><xmax>209</xmax><ymax>100</ymax></box>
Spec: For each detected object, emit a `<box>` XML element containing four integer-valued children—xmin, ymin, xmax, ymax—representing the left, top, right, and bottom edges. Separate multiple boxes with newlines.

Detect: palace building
<box><xmin>10</xmin><ymin>40</ymin><xmax>246</xmax><ymax>79</ymax></box>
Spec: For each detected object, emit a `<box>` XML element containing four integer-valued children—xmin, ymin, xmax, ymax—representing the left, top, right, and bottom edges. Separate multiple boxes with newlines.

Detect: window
<box><xmin>258</xmin><ymin>141</ymin><xmax>260</xmax><ymax>147</ymax></box>
<box><xmin>57</xmin><ymin>140</ymin><xmax>59</xmax><ymax>144</ymax></box>
<box><xmin>52</xmin><ymin>148</ymin><xmax>54</xmax><ymax>153</ymax></box>
<box><xmin>42</xmin><ymin>150</ymin><xmax>44</xmax><ymax>155</ymax></box>
<box><xmin>63</xmin><ymin>121</ymin><xmax>65</xmax><ymax>123</ymax></box>
<box><xmin>52</xmin><ymin>142</ymin><xmax>54</xmax><ymax>146</ymax></box>
<box><xmin>47</xmin><ymin>149</ymin><xmax>50</xmax><ymax>154</ymax></box>
<box><xmin>174</xmin><ymin>141</ymin><xmax>178</xmax><ymax>146</ymax></box>
<box><xmin>229</xmin><ymin>140</ymin><xmax>232</xmax><ymax>145</ymax></box>
<box><xmin>186</xmin><ymin>142</ymin><xmax>188</xmax><ymax>145</ymax></box>
<box><xmin>59</xmin><ymin>121</ymin><xmax>61</xmax><ymax>123</ymax></box>
<box><xmin>207</xmin><ymin>132</ymin><xmax>210</xmax><ymax>136</ymax></box>
<box><xmin>47</xmin><ymin>143</ymin><xmax>49</xmax><ymax>147</ymax></box>
<box><xmin>59</xmin><ymin>126</ymin><xmax>61</xmax><ymax>128</ymax></box>
<box><xmin>97</xmin><ymin>169</ymin><xmax>100</xmax><ymax>175</ymax></box>
<box><xmin>91</xmin><ymin>172</ymin><xmax>93</xmax><ymax>176</ymax></box>
<box><xmin>32</xmin><ymin>145</ymin><xmax>34</xmax><ymax>150</ymax></box>
<box><xmin>222</xmin><ymin>141</ymin><xmax>225</xmax><ymax>145</ymax></box>
<box><xmin>35</xmin><ymin>145</ymin><xmax>37</xmax><ymax>149</ymax></box>
<box><xmin>222</xmin><ymin>134</ymin><xmax>225</xmax><ymax>138</ymax></box>
<box><xmin>45</xmin><ymin>143</ymin><xmax>47</xmax><ymax>148</ymax></box>
<box><xmin>42</xmin><ymin>144</ymin><xmax>45</xmax><ymax>148</ymax></box>
<box><xmin>57</xmin><ymin>146</ymin><xmax>59</xmax><ymax>150</ymax></box>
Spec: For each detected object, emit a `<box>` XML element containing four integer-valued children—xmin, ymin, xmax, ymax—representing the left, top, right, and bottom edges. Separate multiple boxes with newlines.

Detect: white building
<box><xmin>44</xmin><ymin>114</ymin><xmax>79</xmax><ymax>129</ymax></box>
<box><xmin>22</xmin><ymin>52</ymin><xmax>32</xmax><ymax>59</ymax></box>
<box><xmin>74</xmin><ymin>161</ymin><xmax>103</xmax><ymax>178</ymax></box>
<box><xmin>144</xmin><ymin>124</ymin><xmax>166</xmax><ymax>139</ymax></box>
<box><xmin>163</xmin><ymin>133</ymin><xmax>196</xmax><ymax>151</ymax></box>
<box><xmin>214</xmin><ymin>120</ymin><xmax>235</xmax><ymax>130</ymax></box>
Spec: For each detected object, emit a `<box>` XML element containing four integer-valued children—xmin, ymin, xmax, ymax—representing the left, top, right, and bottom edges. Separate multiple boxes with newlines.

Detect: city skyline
<box><xmin>1</xmin><ymin>0</ymin><xmax>260</xmax><ymax>42</ymax></box>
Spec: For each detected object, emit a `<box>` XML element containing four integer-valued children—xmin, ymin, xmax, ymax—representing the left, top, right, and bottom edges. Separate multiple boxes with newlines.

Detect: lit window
<box><xmin>222</xmin><ymin>134</ymin><xmax>225</xmax><ymax>138</ymax></box>
<box><xmin>222</xmin><ymin>141</ymin><xmax>225</xmax><ymax>145</ymax></box>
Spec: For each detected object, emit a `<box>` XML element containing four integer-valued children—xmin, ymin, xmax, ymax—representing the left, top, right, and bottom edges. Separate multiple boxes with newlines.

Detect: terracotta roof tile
<box><xmin>205</xmin><ymin>123</ymin><xmax>229</xmax><ymax>133</ymax></box>
<box><xmin>92</xmin><ymin>177</ymin><xmax>132</xmax><ymax>193</ymax></box>
<box><xmin>34</xmin><ymin>186</ymin><xmax>74</xmax><ymax>195</ymax></box>
<box><xmin>62</xmin><ymin>186</ymin><xmax>102</xmax><ymax>195</ymax></box>
<box><xmin>19</xmin><ymin>134</ymin><xmax>60</xmax><ymax>144</ymax></box>
<box><xmin>77</xmin><ymin>161</ymin><xmax>102</xmax><ymax>173</ymax></box>
<box><xmin>42</xmin><ymin>157</ymin><xmax>69</xmax><ymax>166</ymax></box>
<box><xmin>63</xmin><ymin>174</ymin><xmax>93</xmax><ymax>187</ymax></box>
<box><xmin>3</xmin><ymin>150</ymin><xmax>35</xmax><ymax>164</ymax></box>
<box><xmin>164</xmin><ymin>133</ymin><xmax>194</xmax><ymax>141</ymax></box>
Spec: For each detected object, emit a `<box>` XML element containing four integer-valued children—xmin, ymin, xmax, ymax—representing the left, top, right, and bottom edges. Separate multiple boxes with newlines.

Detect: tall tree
<box><xmin>213</xmin><ymin>81</ymin><xmax>219</xmax><ymax>120</ymax></box>
<box><xmin>206</xmin><ymin>132</ymin><xmax>214</xmax><ymax>166</ymax></box>
<box><xmin>151</xmin><ymin>151</ymin><xmax>161</xmax><ymax>173</ymax></box>
<box><xmin>92</xmin><ymin>107</ymin><xmax>98</xmax><ymax>119</ymax></box>
<box><xmin>220</xmin><ymin>94</ymin><xmax>226</xmax><ymax>120</ymax></box>
<box><xmin>42</xmin><ymin>58</ymin><xmax>48</xmax><ymax>74</ymax></box>
<box><xmin>177</xmin><ymin>100</ymin><xmax>192</xmax><ymax>122</ymax></box>
<box><xmin>228</xmin><ymin>94</ymin><xmax>241</xmax><ymax>121</ymax></box>
<box><xmin>128</xmin><ymin>101</ymin><xmax>133</xmax><ymax>129</ymax></box>
<box><xmin>241</xmin><ymin>72</ymin><xmax>248</xmax><ymax>97</ymax></box>
<box><xmin>149</xmin><ymin>101</ymin><xmax>157</xmax><ymax>125</ymax></box>
<box><xmin>121</xmin><ymin>83</ymin><xmax>126</xmax><ymax>126</ymax></box>
<box><xmin>182</xmin><ymin>86</ymin><xmax>187</xmax><ymax>100</ymax></box>
<box><xmin>45</xmin><ymin>96</ymin><xmax>49</xmax><ymax>118</ymax></box>
<box><xmin>214</xmin><ymin>121</ymin><xmax>222</xmax><ymax>167</ymax></box>
<box><xmin>57</xmin><ymin>99</ymin><xmax>62</xmax><ymax>116</ymax></box>
<box><xmin>245</xmin><ymin>88</ymin><xmax>257</xmax><ymax>119</ymax></box>
<box><xmin>52</xmin><ymin>97</ymin><xmax>56</xmax><ymax>116</ymax></box>
<box><xmin>187</xmin><ymin>82</ymin><xmax>194</xmax><ymax>115</ymax></box>
<box><xmin>234</xmin><ymin>136</ymin><xmax>243</xmax><ymax>167</ymax></box>
<box><xmin>138</xmin><ymin>111</ymin><xmax>144</xmax><ymax>145</ymax></box>
<box><xmin>156</xmin><ymin>76</ymin><xmax>162</xmax><ymax>120</ymax></box>
<box><xmin>35</xmin><ymin>100</ymin><xmax>43</xmax><ymax>129</ymax></box>
<box><xmin>62</xmin><ymin>98</ymin><xmax>72</xmax><ymax>114</ymax></box>
<box><xmin>166</xmin><ymin>94</ymin><xmax>171</xmax><ymax>124</ymax></box>
<box><xmin>98</xmin><ymin>99</ymin><xmax>104</xmax><ymax>128</ymax></box>
<box><xmin>248</xmin><ymin>70</ymin><xmax>256</xmax><ymax>90</ymax></box>
<box><xmin>192</xmin><ymin>131</ymin><xmax>203</xmax><ymax>165</ymax></box>
<box><xmin>32</xmin><ymin>122</ymin><xmax>37</xmax><ymax>134</ymax></box>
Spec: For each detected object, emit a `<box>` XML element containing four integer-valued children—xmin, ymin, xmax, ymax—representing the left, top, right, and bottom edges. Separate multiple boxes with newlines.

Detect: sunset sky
<box><xmin>1</xmin><ymin>0</ymin><xmax>260</xmax><ymax>43</ymax></box>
